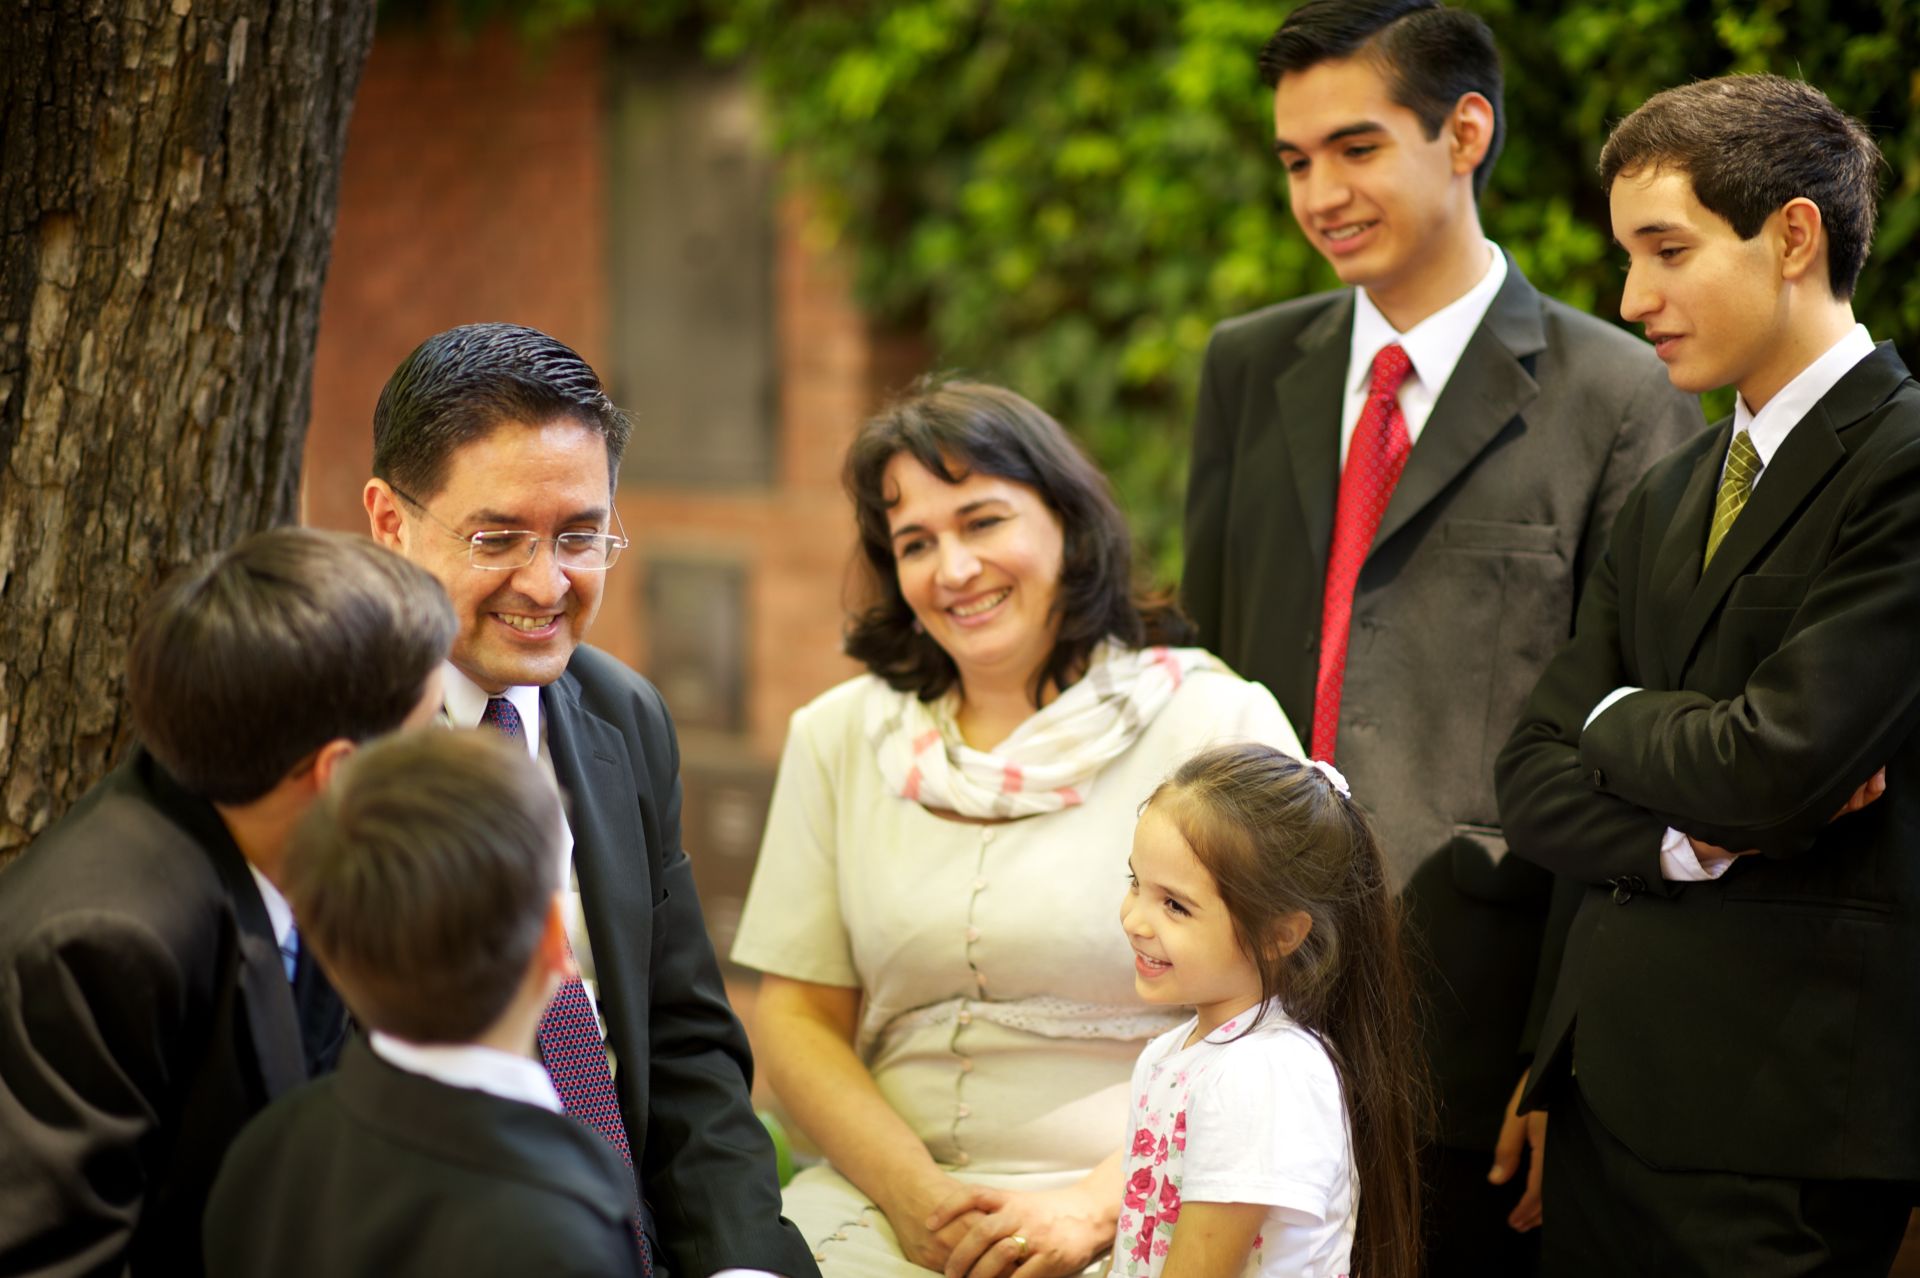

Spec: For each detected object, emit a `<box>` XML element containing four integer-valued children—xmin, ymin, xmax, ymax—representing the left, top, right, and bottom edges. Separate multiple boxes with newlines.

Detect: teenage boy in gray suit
<box><xmin>1180</xmin><ymin>2</ymin><xmax>1698</xmax><ymax>1271</ymax></box>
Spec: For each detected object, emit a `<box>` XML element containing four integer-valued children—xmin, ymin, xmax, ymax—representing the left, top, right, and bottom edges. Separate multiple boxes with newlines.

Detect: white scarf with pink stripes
<box><xmin>867</xmin><ymin>641</ymin><xmax>1224</xmax><ymax>819</ymax></box>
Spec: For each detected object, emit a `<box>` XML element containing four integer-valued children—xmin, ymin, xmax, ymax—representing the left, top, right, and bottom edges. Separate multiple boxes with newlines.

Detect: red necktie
<box><xmin>1312</xmin><ymin>344</ymin><xmax>1414</xmax><ymax>762</ymax></box>
<box><xmin>482</xmin><ymin>697</ymin><xmax>653</xmax><ymax>1272</ymax></box>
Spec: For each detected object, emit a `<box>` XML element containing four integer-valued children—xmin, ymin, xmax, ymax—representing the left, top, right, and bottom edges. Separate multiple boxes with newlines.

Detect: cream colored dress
<box><xmin>731</xmin><ymin>658</ymin><xmax>1301</xmax><ymax>1275</ymax></box>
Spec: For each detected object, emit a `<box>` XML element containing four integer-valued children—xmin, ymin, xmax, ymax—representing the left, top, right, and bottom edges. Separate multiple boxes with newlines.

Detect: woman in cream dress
<box><xmin>731</xmin><ymin>382</ymin><xmax>1300</xmax><ymax>1278</ymax></box>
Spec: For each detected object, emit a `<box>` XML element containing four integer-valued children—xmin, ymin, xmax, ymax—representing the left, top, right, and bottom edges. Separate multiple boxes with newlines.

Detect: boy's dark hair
<box><xmin>1599</xmin><ymin>74</ymin><xmax>1882</xmax><ymax>300</ymax></box>
<box><xmin>842</xmin><ymin>377</ymin><xmax>1192</xmax><ymax>706</ymax></box>
<box><xmin>127</xmin><ymin>529</ymin><xmax>454</xmax><ymax>806</ymax></box>
<box><xmin>1259</xmin><ymin>0</ymin><xmax>1506</xmax><ymax>198</ymax></box>
<box><xmin>372</xmin><ymin>322</ymin><xmax>632</xmax><ymax>500</ymax></box>
<box><xmin>285</xmin><ymin>730</ymin><xmax>564</xmax><ymax>1044</ymax></box>
<box><xmin>1148</xmin><ymin>743</ymin><xmax>1430</xmax><ymax>1278</ymax></box>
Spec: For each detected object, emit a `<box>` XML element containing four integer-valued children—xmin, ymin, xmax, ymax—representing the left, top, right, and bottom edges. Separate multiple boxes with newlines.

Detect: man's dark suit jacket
<box><xmin>1497</xmin><ymin>343</ymin><xmax>1920</xmax><ymax>1181</ymax></box>
<box><xmin>204</xmin><ymin>1036</ymin><xmax>645</xmax><ymax>1277</ymax></box>
<box><xmin>1184</xmin><ymin>260</ymin><xmax>1699</xmax><ymax>1148</ymax></box>
<box><xmin>544</xmin><ymin>645</ymin><xmax>815</xmax><ymax>1277</ymax></box>
<box><xmin>0</xmin><ymin>749</ymin><xmax>344</xmax><ymax>1276</ymax></box>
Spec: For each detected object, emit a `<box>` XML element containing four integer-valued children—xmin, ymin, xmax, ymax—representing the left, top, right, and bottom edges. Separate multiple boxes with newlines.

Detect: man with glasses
<box><xmin>364</xmin><ymin>324</ymin><xmax>815</xmax><ymax>1278</ymax></box>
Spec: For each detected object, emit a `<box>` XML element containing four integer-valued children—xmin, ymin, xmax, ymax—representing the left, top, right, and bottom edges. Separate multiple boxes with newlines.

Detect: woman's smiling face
<box><xmin>883</xmin><ymin>452</ymin><xmax>1066</xmax><ymax>699</ymax></box>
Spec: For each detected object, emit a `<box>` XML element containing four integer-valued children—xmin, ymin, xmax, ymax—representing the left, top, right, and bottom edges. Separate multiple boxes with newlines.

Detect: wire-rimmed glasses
<box><xmin>388</xmin><ymin>484</ymin><xmax>629</xmax><ymax>572</ymax></box>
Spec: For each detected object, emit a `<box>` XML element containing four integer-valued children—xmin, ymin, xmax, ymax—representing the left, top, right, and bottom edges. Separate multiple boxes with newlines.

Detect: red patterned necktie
<box><xmin>481</xmin><ymin>697</ymin><xmax>653</xmax><ymax>1272</ymax></box>
<box><xmin>1312</xmin><ymin>344</ymin><xmax>1414</xmax><ymax>762</ymax></box>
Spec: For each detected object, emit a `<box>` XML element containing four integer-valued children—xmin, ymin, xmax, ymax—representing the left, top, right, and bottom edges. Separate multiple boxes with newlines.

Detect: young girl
<box><xmin>1112</xmin><ymin>742</ymin><xmax>1426</xmax><ymax>1278</ymax></box>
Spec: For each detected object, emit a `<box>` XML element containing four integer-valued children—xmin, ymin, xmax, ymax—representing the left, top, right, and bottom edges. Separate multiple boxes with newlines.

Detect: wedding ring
<box><xmin>1011</xmin><ymin>1235</ymin><xmax>1029</xmax><ymax>1258</ymax></box>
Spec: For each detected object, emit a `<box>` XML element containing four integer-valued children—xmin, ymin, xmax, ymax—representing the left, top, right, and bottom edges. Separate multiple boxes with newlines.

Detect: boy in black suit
<box><xmin>0</xmin><ymin>529</ymin><xmax>453</xmax><ymax>1277</ymax></box>
<box><xmin>205</xmin><ymin>729</ymin><xmax>646</xmax><ymax>1277</ymax></box>
<box><xmin>1498</xmin><ymin>75</ymin><xmax>1918</xmax><ymax>1275</ymax></box>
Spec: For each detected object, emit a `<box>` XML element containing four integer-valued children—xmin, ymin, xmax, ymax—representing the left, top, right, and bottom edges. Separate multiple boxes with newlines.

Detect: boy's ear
<box><xmin>1777</xmin><ymin>196</ymin><xmax>1830</xmax><ymax>289</ymax></box>
<box><xmin>537</xmin><ymin>892</ymin><xmax>577</xmax><ymax>984</ymax></box>
<box><xmin>1447</xmin><ymin>91</ymin><xmax>1496</xmax><ymax>179</ymax></box>
<box><xmin>308</xmin><ymin>738</ymin><xmax>357</xmax><ymax>791</ymax></box>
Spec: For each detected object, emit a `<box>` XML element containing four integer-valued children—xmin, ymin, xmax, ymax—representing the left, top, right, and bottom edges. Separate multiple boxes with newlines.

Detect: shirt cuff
<box><xmin>1658</xmin><ymin>827</ymin><xmax>1735</xmax><ymax>882</ymax></box>
<box><xmin>1584</xmin><ymin>686</ymin><xmax>1642</xmax><ymax>731</ymax></box>
<box><xmin>711</xmin><ymin>1270</ymin><xmax>785</xmax><ymax>1278</ymax></box>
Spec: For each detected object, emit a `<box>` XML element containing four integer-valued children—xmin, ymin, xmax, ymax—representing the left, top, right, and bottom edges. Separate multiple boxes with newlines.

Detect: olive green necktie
<box><xmin>1704</xmin><ymin>429</ymin><xmax>1760</xmax><ymax>568</ymax></box>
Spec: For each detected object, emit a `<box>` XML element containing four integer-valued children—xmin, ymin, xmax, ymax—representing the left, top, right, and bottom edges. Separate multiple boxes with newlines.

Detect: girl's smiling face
<box><xmin>1121</xmin><ymin>805</ymin><xmax>1266</xmax><ymax>1039</ymax></box>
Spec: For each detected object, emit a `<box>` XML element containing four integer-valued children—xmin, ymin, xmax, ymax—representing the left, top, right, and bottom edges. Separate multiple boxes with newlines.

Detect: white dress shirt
<box><xmin>440</xmin><ymin>662</ymin><xmax>606</xmax><ymax>1037</ymax></box>
<box><xmin>1585</xmin><ymin>324</ymin><xmax>1877</xmax><ymax>880</ymax></box>
<box><xmin>369</xmin><ymin>1031</ymin><xmax>563</xmax><ymax>1112</ymax></box>
<box><xmin>1341</xmin><ymin>241</ymin><xmax>1508</xmax><ymax>467</ymax></box>
<box><xmin>247</xmin><ymin>864</ymin><xmax>295</xmax><ymax>954</ymax></box>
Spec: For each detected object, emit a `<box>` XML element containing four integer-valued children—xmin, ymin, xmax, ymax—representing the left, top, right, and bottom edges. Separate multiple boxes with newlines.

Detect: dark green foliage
<box><xmin>458</xmin><ymin>0</ymin><xmax>1920</xmax><ymax>577</ymax></box>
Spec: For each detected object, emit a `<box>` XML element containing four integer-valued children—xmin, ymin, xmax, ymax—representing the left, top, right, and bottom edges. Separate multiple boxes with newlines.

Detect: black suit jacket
<box><xmin>545</xmin><ymin>646</ymin><xmax>815</xmax><ymax>1278</ymax></box>
<box><xmin>0</xmin><ymin>750</ymin><xmax>343</xmax><ymax>1277</ymax></box>
<box><xmin>1498</xmin><ymin>344</ymin><xmax>1920</xmax><ymax>1180</ymax></box>
<box><xmin>1184</xmin><ymin>261</ymin><xmax>1699</xmax><ymax>1147</ymax></box>
<box><xmin>204</xmin><ymin>1036</ymin><xmax>645</xmax><ymax>1277</ymax></box>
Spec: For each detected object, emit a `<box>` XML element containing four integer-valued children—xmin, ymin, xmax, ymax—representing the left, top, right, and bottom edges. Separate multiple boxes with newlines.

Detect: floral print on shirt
<box><xmin>1112</xmin><ymin>1017</ymin><xmax>1269</xmax><ymax>1278</ymax></box>
<box><xmin>1110</xmin><ymin>1012</ymin><xmax>1348</xmax><ymax>1278</ymax></box>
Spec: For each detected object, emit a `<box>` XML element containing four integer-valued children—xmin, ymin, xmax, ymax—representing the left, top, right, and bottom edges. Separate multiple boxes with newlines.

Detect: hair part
<box><xmin>285</xmin><ymin>730</ymin><xmax>565</xmax><ymax>1044</ymax></box>
<box><xmin>1147</xmin><ymin>743</ymin><xmax>1430</xmax><ymax>1278</ymax></box>
<box><xmin>127</xmin><ymin>528</ymin><xmax>455</xmax><ymax>805</ymax></box>
<box><xmin>842</xmin><ymin>377</ymin><xmax>1192</xmax><ymax>704</ymax></box>
<box><xmin>1599</xmin><ymin>74</ymin><xmax>1882</xmax><ymax>299</ymax></box>
<box><xmin>372</xmin><ymin>322</ymin><xmax>632</xmax><ymax>500</ymax></box>
<box><xmin>1259</xmin><ymin>0</ymin><xmax>1506</xmax><ymax>198</ymax></box>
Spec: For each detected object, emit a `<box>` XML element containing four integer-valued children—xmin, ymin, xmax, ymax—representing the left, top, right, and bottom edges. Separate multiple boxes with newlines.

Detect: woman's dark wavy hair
<box><xmin>844</xmin><ymin>378</ymin><xmax>1192</xmax><ymax>703</ymax></box>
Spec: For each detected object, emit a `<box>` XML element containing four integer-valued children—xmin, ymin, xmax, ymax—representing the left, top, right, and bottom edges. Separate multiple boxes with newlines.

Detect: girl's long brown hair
<box><xmin>1149</xmin><ymin>743</ymin><xmax>1430</xmax><ymax>1278</ymax></box>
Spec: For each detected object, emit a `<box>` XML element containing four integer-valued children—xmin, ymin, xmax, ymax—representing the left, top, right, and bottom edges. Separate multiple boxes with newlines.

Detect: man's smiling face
<box><xmin>371</xmin><ymin>417</ymin><xmax>612</xmax><ymax>693</ymax></box>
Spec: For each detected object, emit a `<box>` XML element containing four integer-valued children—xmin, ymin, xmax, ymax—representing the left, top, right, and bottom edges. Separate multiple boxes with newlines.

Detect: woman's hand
<box><xmin>927</xmin><ymin>1184</ymin><xmax>1116</xmax><ymax>1278</ymax></box>
<box><xmin>876</xmin><ymin>1171</ymin><xmax>989</xmax><ymax>1272</ymax></box>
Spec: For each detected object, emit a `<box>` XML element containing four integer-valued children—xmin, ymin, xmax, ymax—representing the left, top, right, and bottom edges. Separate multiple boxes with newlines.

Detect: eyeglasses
<box><xmin>388</xmin><ymin>484</ymin><xmax>629</xmax><ymax>572</ymax></box>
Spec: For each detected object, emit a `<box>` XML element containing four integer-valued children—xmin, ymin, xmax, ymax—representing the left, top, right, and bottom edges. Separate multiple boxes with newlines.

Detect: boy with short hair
<box><xmin>0</xmin><ymin>529</ymin><xmax>452</xmax><ymax>1277</ymax></box>
<box><xmin>1499</xmin><ymin>74</ymin><xmax>1919</xmax><ymax>1274</ymax></box>
<box><xmin>1183</xmin><ymin>2</ymin><xmax>1698</xmax><ymax>1268</ymax></box>
<box><xmin>204</xmin><ymin>729</ymin><xmax>646</xmax><ymax>1276</ymax></box>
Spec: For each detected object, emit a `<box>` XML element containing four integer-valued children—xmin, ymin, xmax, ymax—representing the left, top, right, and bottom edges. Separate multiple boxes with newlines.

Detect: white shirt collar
<box><xmin>1350</xmin><ymin>240</ymin><xmax>1508</xmax><ymax>401</ymax></box>
<box><xmin>246</xmin><ymin>865</ymin><xmax>295</xmax><ymax>953</ymax></box>
<box><xmin>368</xmin><ymin>1031</ymin><xmax>563</xmax><ymax>1113</ymax></box>
<box><xmin>440</xmin><ymin>661</ymin><xmax>542</xmax><ymax>760</ymax></box>
<box><xmin>1732</xmin><ymin>324</ymin><xmax>1876</xmax><ymax>471</ymax></box>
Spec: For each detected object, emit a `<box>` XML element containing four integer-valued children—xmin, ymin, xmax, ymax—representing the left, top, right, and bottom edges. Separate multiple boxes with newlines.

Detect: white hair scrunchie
<box><xmin>1310</xmin><ymin>758</ymin><xmax>1352</xmax><ymax>800</ymax></box>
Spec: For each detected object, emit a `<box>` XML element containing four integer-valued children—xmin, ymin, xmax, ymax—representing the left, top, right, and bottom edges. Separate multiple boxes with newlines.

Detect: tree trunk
<box><xmin>0</xmin><ymin>0</ymin><xmax>375</xmax><ymax>862</ymax></box>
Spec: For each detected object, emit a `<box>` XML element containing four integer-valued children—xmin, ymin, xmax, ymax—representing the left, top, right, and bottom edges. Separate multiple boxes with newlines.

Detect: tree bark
<box><xmin>0</xmin><ymin>0</ymin><xmax>375</xmax><ymax>862</ymax></box>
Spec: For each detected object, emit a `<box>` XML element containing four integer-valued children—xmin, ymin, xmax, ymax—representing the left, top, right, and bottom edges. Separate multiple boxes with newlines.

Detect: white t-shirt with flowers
<box><xmin>1109</xmin><ymin>1004</ymin><xmax>1355</xmax><ymax>1278</ymax></box>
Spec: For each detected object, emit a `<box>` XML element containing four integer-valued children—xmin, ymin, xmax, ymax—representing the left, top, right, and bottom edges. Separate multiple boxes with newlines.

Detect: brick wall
<box><xmin>302</xmin><ymin>26</ymin><xmax>921</xmax><ymax>758</ymax></box>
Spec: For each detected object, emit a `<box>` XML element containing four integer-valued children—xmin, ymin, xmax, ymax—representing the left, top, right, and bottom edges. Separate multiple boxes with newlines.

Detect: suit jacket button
<box><xmin>1609</xmin><ymin>878</ymin><xmax>1633</xmax><ymax>905</ymax></box>
<box><xmin>1627</xmin><ymin>875</ymin><xmax>1648</xmax><ymax>893</ymax></box>
<box><xmin>1591</xmin><ymin>768</ymin><xmax>1607</xmax><ymax>788</ymax></box>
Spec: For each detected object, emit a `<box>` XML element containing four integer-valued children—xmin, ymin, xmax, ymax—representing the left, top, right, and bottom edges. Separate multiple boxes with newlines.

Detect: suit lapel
<box><xmin>1373</xmin><ymin>262</ymin><xmax>1545</xmax><ymax>552</ymax></box>
<box><xmin>1667</xmin><ymin>346</ymin><xmax>1905</xmax><ymax>670</ymax></box>
<box><xmin>1650</xmin><ymin>429</ymin><xmax>1724</xmax><ymax>682</ymax></box>
<box><xmin>543</xmin><ymin>670</ymin><xmax>655</xmax><ymax>1142</ymax></box>
<box><xmin>147</xmin><ymin>757</ymin><xmax>310</xmax><ymax>1098</ymax></box>
<box><xmin>1273</xmin><ymin>295</ymin><xmax>1354</xmax><ymax>574</ymax></box>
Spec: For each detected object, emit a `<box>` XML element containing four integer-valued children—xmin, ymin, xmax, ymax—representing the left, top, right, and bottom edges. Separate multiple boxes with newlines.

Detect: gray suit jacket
<box><xmin>1183</xmin><ymin>260</ymin><xmax>1699</xmax><ymax>1146</ymax></box>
